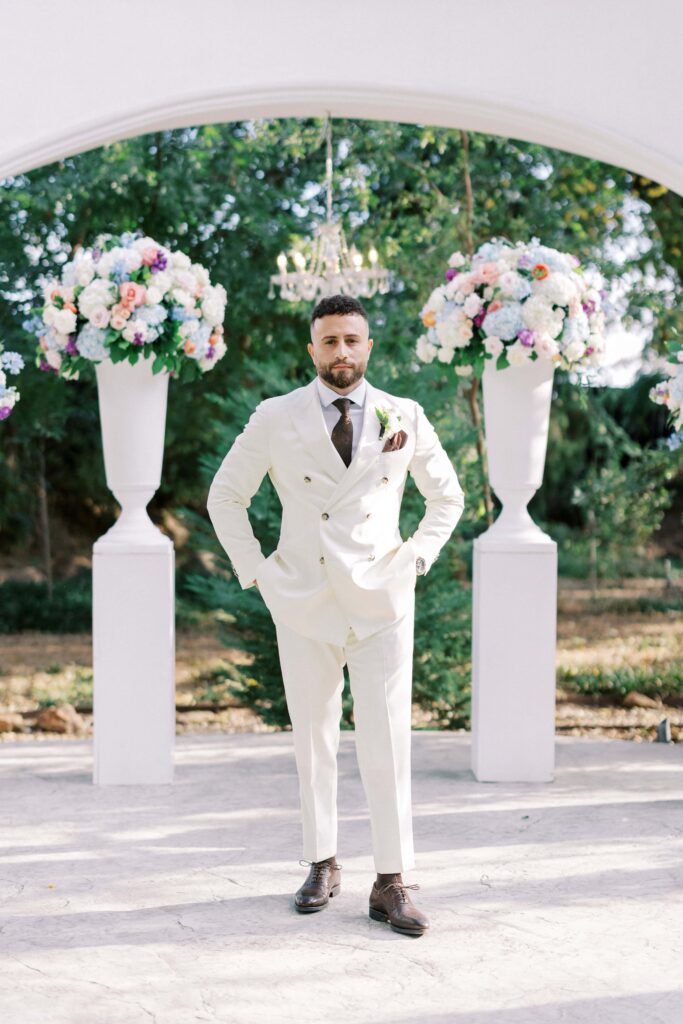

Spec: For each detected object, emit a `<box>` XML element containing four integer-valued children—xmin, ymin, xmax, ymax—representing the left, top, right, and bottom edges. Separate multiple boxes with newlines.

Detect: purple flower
<box><xmin>65</xmin><ymin>336</ymin><xmax>78</xmax><ymax>356</ymax></box>
<box><xmin>206</xmin><ymin>344</ymin><xmax>216</xmax><ymax>360</ymax></box>
<box><xmin>585</xmin><ymin>346</ymin><xmax>594</xmax><ymax>355</ymax></box>
<box><xmin>0</xmin><ymin>407</ymin><xmax>11</xmax><ymax>420</ymax></box>
<box><xmin>445</xmin><ymin>267</ymin><xmax>459</xmax><ymax>281</ymax></box>
<box><xmin>151</xmin><ymin>252</ymin><xmax>168</xmax><ymax>273</ymax></box>
<box><xmin>582</xmin><ymin>299</ymin><xmax>597</xmax><ymax>315</ymax></box>
<box><xmin>518</xmin><ymin>253</ymin><xmax>535</xmax><ymax>270</ymax></box>
<box><xmin>473</xmin><ymin>308</ymin><xmax>487</xmax><ymax>329</ymax></box>
<box><xmin>132</xmin><ymin>332</ymin><xmax>145</xmax><ymax>346</ymax></box>
<box><xmin>518</xmin><ymin>328</ymin><xmax>536</xmax><ymax>347</ymax></box>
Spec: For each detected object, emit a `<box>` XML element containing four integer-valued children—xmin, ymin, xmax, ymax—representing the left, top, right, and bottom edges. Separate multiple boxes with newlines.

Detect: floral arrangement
<box><xmin>375</xmin><ymin>403</ymin><xmax>402</xmax><ymax>439</ymax></box>
<box><xmin>27</xmin><ymin>232</ymin><xmax>227</xmax><ymax>381</ymax></box>
<box><xmin>649</xmin><ymin>335</ymin><xmax>683</xmax><ymax>445</ymax></box>
<box><xmin>416</xmin><ymin>238</ymin><xmax>607</xmax><ymax>377</ymax></box>
<box><xmin>0</xmin><ymin>343</ymin><xmax>24</xmax><ymax>421</ymax></box>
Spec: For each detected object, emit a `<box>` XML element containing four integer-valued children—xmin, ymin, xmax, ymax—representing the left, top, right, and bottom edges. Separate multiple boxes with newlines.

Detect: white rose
<box><xmin>53</xmin><ymin>308</ymin><xmax>77</xmax><ymax>335</ymax></box>
<box><xmin>425</xmin><ymin>288</ymin><xmax>447</xmax><ymax>315</ymax></box>
<box><xmin>437</xmin><ymin>345</ymin><xmax>455</xmax><ymax>363</ymax></box>
<box><xmin>535</xmin><ymin>333</ymin><xmax>560</xmax><ymax>359</ymax></box>
<box><xmin>45</xmin><ymin>349</ymin><xmax>63</xmax><ymax>369</ymax></box>
<box><xmin>146</xmin><ymin>287</ymin><xmax>163</xmax><ymax>305</ymax></box>
<box><xmin>484</xmin><ymin>335</ymin><xmax>504</xmax><ymax>358</ymax></box>
<box><xmin>201</xmin><ymin>295</ymin><xmax>225</xmax><ymax>327</ymax></box>
<box><xmin>89</xmin><ymin>305</ymin><xmax>111</xmax><ymax>329</ymax></box>
<box><xmin>448</xmin><ymin>251</ymin><xmax>465</xmax><ymax>268</ymax></box>
<box><xmin>463</xmin><ymin>294</ymin><xmax>483</xmax><ymax>318</ymax></box>
<box><xmin>506</xmin><ymin>341</ymin><xmax>531</xmax><ymax>366</ymax></box>
<box><xmin>43</xmin><ymin>305</ymin><xmax>58</xmax><ymax>327</ymax></box>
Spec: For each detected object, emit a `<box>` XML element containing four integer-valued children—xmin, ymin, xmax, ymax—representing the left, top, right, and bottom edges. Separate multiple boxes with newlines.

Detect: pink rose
<box><xmin>119</xmin><ymin>282</ymin><xmax>147</xmax><ymax>308</ymax></box>
<box><xmin>141</xmin><ymin>246</ymin><xmax>158</xmax><ymax>267</ymax></box>
<box><xmin>89</xmin><ymin>306</ymin><xmax>110</xmax><ymax>329</ymax></box>
<box><xmin>111</xmin><ymin>313</ymin><xmax>128</xmax><ymax>331</ymax></box>
<box><xmin>471</xmin><ymin>262</ymin><xmax>499</xmax><ymax>285</ymax></box>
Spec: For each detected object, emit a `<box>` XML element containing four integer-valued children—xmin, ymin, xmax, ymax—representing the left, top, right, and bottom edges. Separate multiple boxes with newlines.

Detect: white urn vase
<box><xmin>94</xmin><ymin>354</ymin><xmax>172</xmax><ymax>550</ymax></box>
<box><xmin>478</xmin><ymin>356</ymin><xmax>556</xmax><ymax>548</ymax></box>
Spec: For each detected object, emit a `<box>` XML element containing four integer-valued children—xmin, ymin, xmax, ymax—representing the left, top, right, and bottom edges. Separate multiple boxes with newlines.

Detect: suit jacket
<box><xmin>207</xmin><ymin>376</ymin><xmax>465</xmax><ymax>643</ymax></box>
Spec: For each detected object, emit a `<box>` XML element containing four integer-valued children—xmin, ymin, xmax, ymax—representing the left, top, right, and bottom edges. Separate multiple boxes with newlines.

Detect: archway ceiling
<box><xmin>2</xmin><ymin>0</ymin><xmax>681</xmax><ymax>194</ymax></box>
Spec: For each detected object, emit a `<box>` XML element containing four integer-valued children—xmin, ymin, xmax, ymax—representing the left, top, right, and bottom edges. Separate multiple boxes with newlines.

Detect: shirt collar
<box><xmin>315</xmin><ymin>375</ymin><xmax>367</xmax><ymax>409</ymax></box>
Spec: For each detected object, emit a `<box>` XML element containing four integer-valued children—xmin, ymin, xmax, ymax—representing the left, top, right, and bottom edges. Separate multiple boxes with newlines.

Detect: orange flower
<box><xmin>421</xmin><ymin>310</ymin><xmax>437</xmax><ymax>327</ymax></box>
<box><xmin>184</xmin><ymin>339</ymin><xmax>196</xmax><ymax>355</ymax></box>
<box><xmin>531</xmin><ymin>263</ymin><xmax>549</xmax><ymax>280</ymax></box>
<box><xmin>488</xmin><ymin>300</ymin><xmax>502</xmax><ymax>314</ymax></box>
<box><xmin>63</xmin><ymin>302</ymin><xmax>77</xmax><ymax>314</ymax></box>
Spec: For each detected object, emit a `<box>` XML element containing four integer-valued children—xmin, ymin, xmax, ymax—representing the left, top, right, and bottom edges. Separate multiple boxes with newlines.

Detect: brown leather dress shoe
<box><xmin>294</xmin><ymin>858</ymin><xmax>342</xmax><ymax>913</ymax></box>
<box><xmin>368</xmin><ymin>880</ymin><xmax>430</xmax><ymax>936</ymax></box>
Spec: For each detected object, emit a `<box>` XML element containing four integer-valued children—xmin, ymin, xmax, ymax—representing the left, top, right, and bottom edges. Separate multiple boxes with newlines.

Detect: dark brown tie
<box><xmin>331</xmin><ymin>397</ymin><xmax>353</xmax><ymax>467</ymax></box>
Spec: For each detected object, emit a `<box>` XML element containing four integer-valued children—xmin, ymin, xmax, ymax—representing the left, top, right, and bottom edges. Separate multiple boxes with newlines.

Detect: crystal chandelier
<box><xmin>269</xmin><ymin>115</ymin><xmax>391</xmax><ymax>303</ymax></box>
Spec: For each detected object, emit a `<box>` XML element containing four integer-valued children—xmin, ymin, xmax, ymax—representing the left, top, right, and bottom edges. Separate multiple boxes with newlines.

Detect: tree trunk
<box><xmin>36</xmin><ymin>446</ymin><xmax>53</xmax><ymax>601</ymax></box>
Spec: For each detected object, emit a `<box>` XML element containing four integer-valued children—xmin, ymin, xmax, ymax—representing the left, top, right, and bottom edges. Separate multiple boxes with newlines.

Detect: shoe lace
<box><xmin>375</xmin><ymin>881</ymin><xmax>420</xmax><ymax>903</ymax></box>
<box><xmin>299</xmin><ymin>858</ymin><xmax>342</xmax><ymax>880</ymax></box>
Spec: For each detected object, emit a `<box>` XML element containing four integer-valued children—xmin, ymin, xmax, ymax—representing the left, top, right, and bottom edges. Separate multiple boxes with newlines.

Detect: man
<box><xmin>207</xmin><ymin>294</ymin><xmax>465</xmax><ymax>937</ymax></box>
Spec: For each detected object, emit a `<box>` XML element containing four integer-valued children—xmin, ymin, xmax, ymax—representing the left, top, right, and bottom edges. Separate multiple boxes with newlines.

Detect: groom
<box><xmin>207</xmin><ymin>295</ymin><xmax>465</xmax><ymax>937</ymax></box>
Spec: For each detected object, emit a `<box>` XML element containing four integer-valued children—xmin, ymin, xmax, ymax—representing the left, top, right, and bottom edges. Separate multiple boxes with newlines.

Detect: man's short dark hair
<box><xmin>310</xmin><ymin>294</ymin><xmax>369</xmax><ymax>327</ymax></box>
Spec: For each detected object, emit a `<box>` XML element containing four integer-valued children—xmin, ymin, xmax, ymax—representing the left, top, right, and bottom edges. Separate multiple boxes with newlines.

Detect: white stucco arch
<box><xmin>2</xmin><ymin>1</ymin><xmax>681</xmax><ymax>192</ymax></box>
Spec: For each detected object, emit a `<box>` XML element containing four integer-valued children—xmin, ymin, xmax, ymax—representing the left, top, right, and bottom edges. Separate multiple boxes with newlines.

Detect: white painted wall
<box><xmin>2</xmin><ymin>0</ymin><xmax>681</xmax><ymax>191</ymax></box>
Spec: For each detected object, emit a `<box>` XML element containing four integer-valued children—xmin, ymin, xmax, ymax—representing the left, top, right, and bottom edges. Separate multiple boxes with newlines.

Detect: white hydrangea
<box><xmin>416</xmin><ymin>334</ymin><xmax>438</xmax><ymax>363</ymax></box>
<box><xmin>521</xmin><ymin>296</ymin><xmax>564</xmax><ymax>339</ymax></box>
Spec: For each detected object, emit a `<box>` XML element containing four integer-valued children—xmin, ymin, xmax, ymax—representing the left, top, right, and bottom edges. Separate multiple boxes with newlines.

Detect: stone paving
<box><xmin>1</xmin><ymin>732</ymin><xmax>682</xmax><ymax>1024</ymax></box>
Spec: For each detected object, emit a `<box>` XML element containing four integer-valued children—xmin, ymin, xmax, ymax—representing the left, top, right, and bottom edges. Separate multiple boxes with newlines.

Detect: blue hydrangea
<box><xmin>184</xmin><ymin>321</ymin><xmax>213</xmax><ymax>359</ymax></box>
<box><xmin>109</xmin><ymin>260</ymin><xmax>131</xmax><ymax>284</ymax></box>
<box><xmin>1</xmin><ymin>351</ymin><xmax>24</xmax><ymax>374</ymax></box>
<box><xmin>483</xmin><ymin>303</ymin><xmax>524</xmax><ymax>341</ymax></box>
<box><xmin>170</xmin><ymin>306</ymin><xmax>199</xmax><ymax>323</ymax></box>
<box><xmin>475</xmin><ymin>240</ymin><xmax>508</xmax><ymax>263</ymax></box>
<box><xmin>76</xmin><ymin>324</ymin><xmax>109</xmax><ymax>362</ymax></box>
<box><xmin>136</xmin><ymin>304</ymin><xmax>168</xmax><ymax>327</ymax></box>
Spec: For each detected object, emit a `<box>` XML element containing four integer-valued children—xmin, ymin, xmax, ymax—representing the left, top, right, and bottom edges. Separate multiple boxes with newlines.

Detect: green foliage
<box><xmin>0</xmin><ymin>572</ymin><xmax>91</xmax><ymax>632</ymax></box>
<box><xmin>558</xmin><ymin>664</ymin><xmax>683</xmax><ymax>701</ymax></box>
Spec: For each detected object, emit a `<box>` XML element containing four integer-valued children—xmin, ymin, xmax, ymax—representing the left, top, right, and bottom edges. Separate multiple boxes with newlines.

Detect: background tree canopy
<box><xmin>0</xmin><ymin>117</ymin><xmax>680</xmax><ymax>604</ymax></box>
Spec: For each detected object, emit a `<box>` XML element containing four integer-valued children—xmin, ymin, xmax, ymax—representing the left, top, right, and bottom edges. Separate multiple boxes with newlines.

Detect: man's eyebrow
<box><xmin>321</xmin><ymin>333</ymin><xmax>362</xmax><ymax>340</ymax></box>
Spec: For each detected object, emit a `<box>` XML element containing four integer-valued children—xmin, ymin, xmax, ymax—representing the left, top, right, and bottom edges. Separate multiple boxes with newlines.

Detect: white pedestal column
<box><xmin>93</xmin><ymin>541</ymin><xmax>175</xmax><ymax>785</ymax></box>
<box><xmin>471</xmin><ymin>537</ymin><xmax>557</xmax><ymax>782</ymax></box>
<box><xmin>471</xmin><ymin>357</ymin><xmax>558</xmax><ymax>782</ymax></box>
<box><xmin>91</xmin><ymin>355</ymin><xmax>175</xmax><ymax>785</ymax></box>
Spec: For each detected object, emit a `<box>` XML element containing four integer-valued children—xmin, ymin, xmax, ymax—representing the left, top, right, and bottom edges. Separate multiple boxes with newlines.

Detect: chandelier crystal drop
<box><xmin>269</xmin><ymin>115</ymin><xmax>391</xmax><ymax>303</ymax></box>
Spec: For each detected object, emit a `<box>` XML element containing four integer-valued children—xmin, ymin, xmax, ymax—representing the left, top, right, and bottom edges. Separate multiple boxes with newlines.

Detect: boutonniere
<box><xmin>374</xmin><ymin>404</ymin><xmax>408</xmax><ymax>452</ymax></box>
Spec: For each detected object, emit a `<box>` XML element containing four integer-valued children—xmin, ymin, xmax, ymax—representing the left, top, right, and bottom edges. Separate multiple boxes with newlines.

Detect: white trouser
<box><xmin>273</xmin><ymin>591</ymin><xmax>416</xmax><ymax>873</ymax></box>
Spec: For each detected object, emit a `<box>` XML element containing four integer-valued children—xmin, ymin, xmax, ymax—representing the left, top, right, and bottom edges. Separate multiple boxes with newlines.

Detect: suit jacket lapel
<box><xmin>289</xmin><ymin>378</ymin><xmax>346</xmax><ymax>483</ymax></box>
<box><xmin>327</xmin><ymin>379</ymin><xmax>386</xmax><ymax>506</ymax></box>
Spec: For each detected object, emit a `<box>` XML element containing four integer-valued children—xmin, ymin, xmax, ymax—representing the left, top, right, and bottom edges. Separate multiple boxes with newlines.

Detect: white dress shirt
<box><xmin>316</xmin><ymin>375</ymin><xmax>367</xmax><ymax>461</ymax></box>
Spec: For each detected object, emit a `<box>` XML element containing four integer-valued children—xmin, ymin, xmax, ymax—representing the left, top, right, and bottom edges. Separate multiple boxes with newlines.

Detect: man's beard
<box><xmin>319</xmin><ymin>361</ymin><xmax>366</xmax><ymax>389</ymax></box>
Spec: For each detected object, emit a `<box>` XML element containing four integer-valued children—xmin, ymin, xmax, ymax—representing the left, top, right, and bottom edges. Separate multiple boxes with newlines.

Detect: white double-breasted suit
<box><xmin>207</xmin><ymin>374</ymin><xmax>465</xmax><ymax>871</ymax></box>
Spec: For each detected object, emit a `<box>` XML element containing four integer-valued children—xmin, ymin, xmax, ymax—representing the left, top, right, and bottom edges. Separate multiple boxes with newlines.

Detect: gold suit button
<box><xmin>319</xmin><ymin>556</ymin><xmax>325</xmax><ymax>564</ymax></box>
<box><xmin>321</xmin><ymin>512</ymin><xmax>329</xmax><ymax>520</ymax></box>
<box><xmin>304</xmin><ymin>475</ymin><xmax>311</xmax><ymax>483</ymax></box>
<box><xmin>381</xmin><ymin>476</ymin><xmax>389</xmax><ymax>484</ymax></box>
